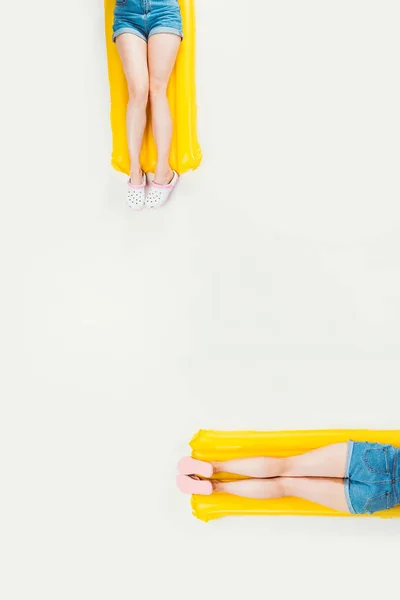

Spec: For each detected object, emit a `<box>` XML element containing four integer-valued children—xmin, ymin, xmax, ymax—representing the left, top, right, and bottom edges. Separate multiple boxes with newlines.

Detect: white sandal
<box><xmin>127</xmin><ymin>173</ymin><xmax>146</xmax><ymax>210</ymax></box>
<box><xmin>145</xmin><ymin>171</ymin><xmax>179</xmax><ymax>209</ymax></box>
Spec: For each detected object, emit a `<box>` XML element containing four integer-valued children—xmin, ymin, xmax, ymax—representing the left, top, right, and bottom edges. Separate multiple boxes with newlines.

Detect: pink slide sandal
<box><xmin>176</xmin><ymin>475</ymin><xmax>213</xmax><ymax>495</ymax></box>
<box><xmin>178</xmin><ymin>456</ymin><xmax>213</xmax><ymax>478</ymax></box>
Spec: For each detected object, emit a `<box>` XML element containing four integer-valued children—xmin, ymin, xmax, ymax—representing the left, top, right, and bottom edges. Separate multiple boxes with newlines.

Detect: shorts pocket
<box><xmin>365</xmin><ymin>491</ymin><xmax>390</xmax><ymax>514</ymax></box>
<box><xmin>363</xmin><ymin>446</ymin><xmax>390</xmax><ymax>474</ymax></box>
<box><xmin>116</xmin><ymin>0</ymin><xmax>128</xmax><ymax>5</ymax></box>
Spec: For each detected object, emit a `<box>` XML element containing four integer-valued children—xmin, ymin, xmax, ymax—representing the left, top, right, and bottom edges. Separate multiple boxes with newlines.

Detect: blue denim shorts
<box><xmin>113</xmin><ymin>0</ymin><xmax>183</xmax><ymax>43</ymax></box>
<box><xmin>345</xmin><ymin>441</ymin><xmax>400</xmax><ymax>514</ymax></box>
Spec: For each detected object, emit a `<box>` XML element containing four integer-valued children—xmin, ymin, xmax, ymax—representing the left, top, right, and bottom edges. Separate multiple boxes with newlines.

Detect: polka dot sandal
<box><xmin>145</xmin><ymin>170</ymin><xmax>179</xmax><ymax>209</ymax></box>
<box><xmin>127</xmin><ymin>173</ymin><xmax>146</xmax><ymax>210</ymax></box>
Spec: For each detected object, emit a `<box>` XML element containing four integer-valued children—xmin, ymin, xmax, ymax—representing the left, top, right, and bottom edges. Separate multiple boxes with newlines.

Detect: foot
<box><xmin>145</xmin><ymin>170</ymin><xmax>179</xmax><ymax>209</ymax></box>
<box><xmin>176</xmin><ymin>475</ymin><xmax>213</xmax><ymax>495</ymax></box>
<box><xmin>178</xmin><ymin>457</ymin><xmax>214</xmax><ymax>478</ymax></box>
<box><xmin>127</xmin><ymin>172</ymin><xmax>146</xmax><ymax>211</ymax></box>
<box><xmin>154</xmin><ymin>168</ymin><xmax>174</xmax><ymax>186</ymax></box>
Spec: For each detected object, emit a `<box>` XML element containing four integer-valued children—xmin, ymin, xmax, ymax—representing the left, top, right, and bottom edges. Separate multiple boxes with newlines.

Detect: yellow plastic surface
<box><xmin>104</xmin><ymin>0</ymin><xmax>202</xmax><ymax>175</ymax></box>
<box><xmin>190</xmin><ymin>430</ymin><xmax>400</xmax><ymax>521</ymax></box>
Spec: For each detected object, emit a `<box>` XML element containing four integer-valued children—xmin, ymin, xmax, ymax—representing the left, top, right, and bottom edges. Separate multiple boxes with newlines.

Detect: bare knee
<box><xmin>127</xmin><ymin>80</ymin><xmax>149</xmax><ymax>106</ymax></box>
<box><xmin>280</xmin><ymin>456</ymin><xmax>294</xmax><ymax>476</ymax></box>
<box><xmin>149</xmin><ymin>77</ymin><xmax>168</xmax><ymax>99</ymax></box>
<box><xmin>280</xmin><ymin>478</ymin><xmax>299</xmax><ymax>498</ymax></box>
<box><xmin>269</xmin><ymin>478</ymin><xmax>286</xmax><ymax>499</ymax></box>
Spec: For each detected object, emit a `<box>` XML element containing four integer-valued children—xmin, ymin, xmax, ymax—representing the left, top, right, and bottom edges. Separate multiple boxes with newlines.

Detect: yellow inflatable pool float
<box><xmin>189</xmin><ymin>429</ymin><xmax>400</xmax><ymax>521</ymax></box>
<box><xmin>104</xmin><ymin>0</ymin><xmax>202</xmax><ymax>175</ymax></box>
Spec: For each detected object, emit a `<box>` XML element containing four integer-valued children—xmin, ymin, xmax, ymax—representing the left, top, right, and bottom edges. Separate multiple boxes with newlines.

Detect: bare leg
<box><xmin>116</xmin><ymin>34</ymin><xmax>149</xmax><ymax>184</ymax></box>
<box><xmin>148</xmin><ymin>33</ymin><xmax>181</xmax><ymax>184</ymax></box>
<box><xmin>212</xmin><ymin>443</ymin><xmax>348</xmax><ymax>479</ymax></box>
<box><xmin>214</xmin><ymin>477</ymin><xmax>349</xmax><ymax>513</ymax></box>
<box><xmin>283</xmin><ymin>477</ymin><xmax>349</xmax><ymax>513</ymax></box>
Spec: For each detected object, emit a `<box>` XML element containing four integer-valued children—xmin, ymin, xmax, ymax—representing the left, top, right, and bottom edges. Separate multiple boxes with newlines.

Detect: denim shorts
<box><xmin>113</xmin><ymin>0</ymin><xmax>183</xmax><ymax>43</ymax></box>
<box><xmin>345</xmin><ymin>441</ymin><xmax>400</xmax><ymax>514</ymax></box>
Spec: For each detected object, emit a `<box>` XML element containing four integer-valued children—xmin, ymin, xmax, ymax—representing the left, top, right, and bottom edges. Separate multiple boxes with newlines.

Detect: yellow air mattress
<box><xmin>104</xmin><ymin>0</ymin><xmax>202</xmax><ymax>175</ymax></box>
<box><xmin>189</xmin><ymin>429</ymin><xmax>400</xmax><ymax>521</ymax></box>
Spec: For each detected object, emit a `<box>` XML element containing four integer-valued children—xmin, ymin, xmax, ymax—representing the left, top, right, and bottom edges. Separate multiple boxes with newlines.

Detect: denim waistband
<box><xmin>393</xmin><ymin>448</ymin><xmax>400</xmax><ymax>503</ymax></box>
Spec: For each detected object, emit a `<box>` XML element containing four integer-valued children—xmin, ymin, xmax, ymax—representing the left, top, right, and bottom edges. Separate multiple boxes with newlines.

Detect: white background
<box><xmin>1</xmin><ymin>0</ymin><xmax>400</xmax><ymax>598</ymax></box>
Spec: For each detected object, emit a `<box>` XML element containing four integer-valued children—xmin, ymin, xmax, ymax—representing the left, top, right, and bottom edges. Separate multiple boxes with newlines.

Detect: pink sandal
<box><xmin>178</xmin><ymin>456</ymin><xmax>213</xmax><ymax>478</ymax></box>
<box><xmin>145</xmin><ymin>171</ymin><xmax>179</xmax><ymax>208</ymax></box>
<box><xmin>176</xmin><ymin>475</ymin><xmax>213</xmax><ymax>495</ymax></box>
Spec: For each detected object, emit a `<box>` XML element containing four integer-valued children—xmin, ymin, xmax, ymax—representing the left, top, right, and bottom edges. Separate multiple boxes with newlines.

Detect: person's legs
<box><xmin>214</xmin><ymin>476</ymin><xmax>350</xmax><ymax>513</ymax></box>
<box><xmin>116</xmin><ymin>33</ymin><xmax>149</xmax><ymax>185</ymax></box>
<box><xmin>212</xmin><ymin>443</ymin><xmax>349</xmax><ymax>479</ymax></box>
<box><xmin>148</xmin><ymin>33</ymin><xmax>181</xmax><ymax>184</ymax></box>
<box><xmin>213</xmin><ymin>478</ymin><xmax>285</xmax><ymax>500</ymax></box>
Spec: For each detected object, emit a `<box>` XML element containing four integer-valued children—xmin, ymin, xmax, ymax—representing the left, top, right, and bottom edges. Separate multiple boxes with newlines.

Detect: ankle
<box><xmin>130</xmin><ymin>168</ymin><xmax>143</xmax><ymax>185</ymax></box>
<box><xmin>212</xmin><ymin>480</ymin><xmax>222</xmax><ymax>493</ymax></box>
<box><xmin>211</xmin><ymin>461</ymin><xmax>221</xmax><ymax>474</ymax></box>
<box><xmin>154</xmin><ymin>167</ymin><xmax>173</xmax><ymax>185</ymax></box>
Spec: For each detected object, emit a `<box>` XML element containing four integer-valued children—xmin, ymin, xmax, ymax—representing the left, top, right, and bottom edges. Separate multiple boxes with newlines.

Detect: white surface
<box><xmin>1</xmin><ymin>0</ymin><xmax>400</xmax><ymax>598</ymax></box>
